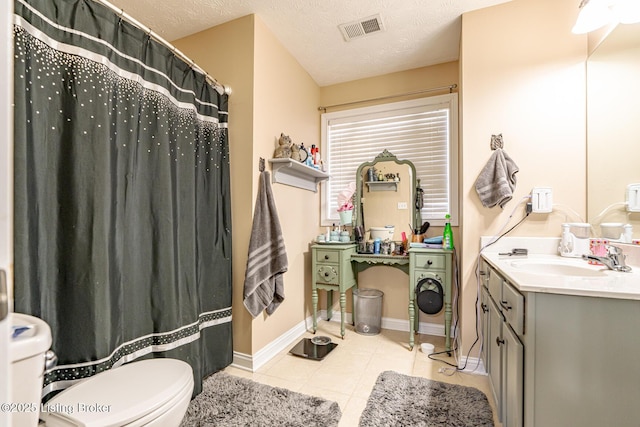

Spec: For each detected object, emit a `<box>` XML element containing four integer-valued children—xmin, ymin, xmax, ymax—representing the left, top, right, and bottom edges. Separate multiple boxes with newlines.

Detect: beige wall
<box><xmin>250</xmin><ymin>18</ymin><xmax>321</xmax><ymax>351</ymax></box>
<box><xmin>174</xmin><ymin>15</ymin><xmax>256</xmax><ymax>355</ymax></box>
<box><xmin>175</xmin><ymin>15</ymin><xmax>321</xmax><ymax>355</ymax></box>
<box><xmin>460</xmin><ymin>0</ymin><xmax>587</xmax><ymax>356</ymax></box>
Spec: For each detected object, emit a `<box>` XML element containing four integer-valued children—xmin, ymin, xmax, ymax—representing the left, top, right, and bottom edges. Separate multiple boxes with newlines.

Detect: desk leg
<box><xmin>327</xmin><ymin>290</ymin><xmax>333</xmax><ymax>321</ymax></box>
<box><xmin>445</xmin><ymin>300</ymin><xmax>452</xmax><ymax>353</ymax></box>
<box><xmin>340</xmin><ymin>291</ymin><xmax>347</xmax><ymax>339</ymax></box>
<box><xmin>312</xmin><ymin>287</ymin><xmax>318</xmax><ymax>334</ymax></box>
<box><xmin>408</xmin><ymin>298</ymin><xmax>415</xmax><ymax>351</ymax></box>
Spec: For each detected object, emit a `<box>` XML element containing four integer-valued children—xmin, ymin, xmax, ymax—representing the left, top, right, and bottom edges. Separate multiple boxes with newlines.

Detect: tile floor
<box><xmin>223</xmin><ymin>321</ymin><xmax>501</xmax><ymax>426</ymax></box>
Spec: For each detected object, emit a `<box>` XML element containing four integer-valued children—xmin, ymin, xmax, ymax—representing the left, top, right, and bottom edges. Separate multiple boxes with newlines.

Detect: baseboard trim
<box><xmin>231</xmin><ymin>311</ymin><xmax>450</xmax><ymax>372</ymax></box>
<box><xmin>231</xmin><ymin>316</ymin><xmax>309</xmax><ymax>372</ymax></box>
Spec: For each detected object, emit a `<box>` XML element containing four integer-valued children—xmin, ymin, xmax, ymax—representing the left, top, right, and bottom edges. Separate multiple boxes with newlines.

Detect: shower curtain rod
<box><xmin>95</xmin><ymin>0</ymin><xmax>231</xmax><ymax>95</ymax></box>
<box><xmin>317</xmin><ymin>84</ymin><xmax>457</xmax><ymax>112</ymax></box>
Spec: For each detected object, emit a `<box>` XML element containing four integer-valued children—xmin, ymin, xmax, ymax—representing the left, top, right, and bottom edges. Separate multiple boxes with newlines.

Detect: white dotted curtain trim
<box><xmin>41</xmin><ymin>308</ymin><xmax>232</xmax><ymax>398</ymax></box>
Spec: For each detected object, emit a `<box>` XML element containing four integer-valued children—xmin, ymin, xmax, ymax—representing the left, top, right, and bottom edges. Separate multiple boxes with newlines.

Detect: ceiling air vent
<box><xmin>339</xmin><ymin>14</ymin><xmax>385</xmax><ymax>41</ymax></box>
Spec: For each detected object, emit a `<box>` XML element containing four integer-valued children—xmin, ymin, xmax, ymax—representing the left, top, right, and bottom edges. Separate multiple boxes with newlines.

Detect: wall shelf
<box><xmin>268</xmin><ymin>158</ymin><xmax>329</xmax><ymax>192</ymax></box>
<box><xmin>365</xmin><ymin>181</ymin><xmax>398</xmax><ymax>192</ymax></box>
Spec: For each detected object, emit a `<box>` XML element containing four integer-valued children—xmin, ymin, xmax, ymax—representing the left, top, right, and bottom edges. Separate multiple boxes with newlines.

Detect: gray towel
<box><xmin>243</xmin><ymin>171</ymin><xmax>288</xmax><ymax>318</ymax></box>
<box><xmin>474</xmin><ymin>148</ymin><xmax>519</xmax><ymax>208</ymax></box>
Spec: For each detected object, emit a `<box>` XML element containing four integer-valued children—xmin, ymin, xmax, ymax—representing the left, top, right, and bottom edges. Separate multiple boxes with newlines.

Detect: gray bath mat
<box><xmin>180</xmin><ymin>371</ymin><xmax>341</xmax><ymax>427</ymax></box>
<box><xmin>359</xmin><ymin>371</ymin><xmax>494</xmax><ymax>427</ymax></box>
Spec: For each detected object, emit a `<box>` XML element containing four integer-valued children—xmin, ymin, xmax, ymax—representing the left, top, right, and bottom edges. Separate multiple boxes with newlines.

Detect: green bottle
<box><xmin>443</xmin><ymin>214</ymin><xmax>454</xmax><ymax>250</ymax></box>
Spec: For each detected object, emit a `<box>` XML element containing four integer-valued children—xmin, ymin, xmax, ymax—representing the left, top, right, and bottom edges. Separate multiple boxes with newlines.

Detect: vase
<box><xmin>338</xmin><ymin>209</ymin><xmax>353</xmax><ymax>225</ymax></box>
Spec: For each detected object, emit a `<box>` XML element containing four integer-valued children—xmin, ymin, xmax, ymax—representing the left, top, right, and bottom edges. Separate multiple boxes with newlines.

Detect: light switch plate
<box><xmin>626</xmin><ymin>184</ymin><xmax>640</xmax><ymax>212</ymax></box>
<box><xmin>397</xmin><ymin>202</ymin><xmax>408</xmax><ymax>210</ymax></box>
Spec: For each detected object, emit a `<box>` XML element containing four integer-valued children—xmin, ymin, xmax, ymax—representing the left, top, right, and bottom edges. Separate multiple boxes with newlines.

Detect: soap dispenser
<box><xmin>559</xmin><ymin>223</ymin><xmax>573</xmax><ymax>256</ymax></box>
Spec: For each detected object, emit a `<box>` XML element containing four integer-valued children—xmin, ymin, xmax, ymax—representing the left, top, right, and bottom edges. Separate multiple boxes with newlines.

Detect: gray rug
<box><xmin>180</xmin><ymin>371</ymin><xmax>341</xmax><ymax>427</ymax></box>
<box><xmin>359</xmin><ymin>371</ymin><xmax>494</xmax><ymax>427</ymax></box>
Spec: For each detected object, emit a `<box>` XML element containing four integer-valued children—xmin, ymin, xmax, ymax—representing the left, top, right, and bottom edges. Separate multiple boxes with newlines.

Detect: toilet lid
<box><xmin>45</xmin><ymin>358</ymin><xmax>193</xmax><ymax>427</ymax></box>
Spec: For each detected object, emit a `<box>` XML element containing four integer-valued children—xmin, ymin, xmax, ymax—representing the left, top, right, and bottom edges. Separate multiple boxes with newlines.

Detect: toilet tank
<box><xmin>9</xmin><ymin>312</ymin><xmax>53</xmax><ymax>427</ymax></box>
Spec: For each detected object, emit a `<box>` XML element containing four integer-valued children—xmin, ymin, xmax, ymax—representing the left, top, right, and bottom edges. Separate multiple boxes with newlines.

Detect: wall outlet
<box><xmin>627</xmin><ymin>184</ymin><xmax>640</xmax><ymax>212</ymax></box>
<box><xmin>397</xmin><ymin>202</ymin><xmax>408</xmax><ymax>210</ymax></box>
<box><xmin>531</xmin><ymin>187</ymin><xmax>553</xmax><ymax>213</ymax></box>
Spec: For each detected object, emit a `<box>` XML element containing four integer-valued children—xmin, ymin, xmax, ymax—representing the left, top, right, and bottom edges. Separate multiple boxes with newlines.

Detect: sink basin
<box><xmin>510</xmin><ymin>259</ymin><xmax>608</xmax><ymax>277</ymax></box>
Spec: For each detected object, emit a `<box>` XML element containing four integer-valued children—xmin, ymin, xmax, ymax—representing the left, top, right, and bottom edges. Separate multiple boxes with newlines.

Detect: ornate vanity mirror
<box><xmin>354</xmin><ymin>150</ymin><xmax>419</xmax><ymax>244</ymax></box>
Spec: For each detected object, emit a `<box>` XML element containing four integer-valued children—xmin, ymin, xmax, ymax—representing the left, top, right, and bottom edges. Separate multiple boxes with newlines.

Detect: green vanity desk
<box><xmin>311</xmin><ymin>243</ymin><xmax>453</xmax><ymax>351</ymax></box>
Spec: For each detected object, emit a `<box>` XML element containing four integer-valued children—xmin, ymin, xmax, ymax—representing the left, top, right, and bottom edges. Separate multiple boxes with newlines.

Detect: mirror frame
<box><xmin>354</xmin><ymin>149</ymin><xmax>419</xmax><ymax>233</ymax></box>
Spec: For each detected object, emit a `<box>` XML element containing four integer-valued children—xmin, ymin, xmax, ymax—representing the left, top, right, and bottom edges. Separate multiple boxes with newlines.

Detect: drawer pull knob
<box><xmin>500</xmin><ymin>300</ymin><xmax>512</xmax><ymax>310</ymax></box>
<box><xmin>496</xmin><ymin>337</ymin><xmax>505</xmax><ymax>347</ymax></box>
<box><xmin>427</xmin><ymin>260</ymin><xmax>433</xmax><ymax>265</ymax></box>
<box><xmin>324</xmin><ymin>272</ymin><xmax>330</xmax><ymax>277</ymax></box>
<box><xmin>481</xmin><ymin>303</ymin><xmax>488</xmax><ymax>313</ymax></box>
<box><xmin>324</xmin><ymin>255</ymin><xmax>329</xmax><ymax>260</ymax></box>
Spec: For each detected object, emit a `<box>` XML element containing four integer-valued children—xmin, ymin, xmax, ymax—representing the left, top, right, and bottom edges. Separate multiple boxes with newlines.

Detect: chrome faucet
<box><xmin>582</xmin><ymin>245</ymin><xmax>632</xmax><ymax>272</ymax></box>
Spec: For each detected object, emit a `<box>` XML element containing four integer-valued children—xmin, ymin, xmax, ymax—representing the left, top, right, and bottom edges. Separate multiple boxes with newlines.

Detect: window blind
<box><xmin>321</xmin><ymin>95</ymin><xmax>457</xmax><ymax>225</ymax></box>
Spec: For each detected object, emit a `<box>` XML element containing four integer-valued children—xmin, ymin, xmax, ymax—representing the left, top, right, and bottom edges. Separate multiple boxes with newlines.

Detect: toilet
<box><xmin>9</xmin><ymin>313</ymin><xmax>194</xmax><ymax>426</ymax></box>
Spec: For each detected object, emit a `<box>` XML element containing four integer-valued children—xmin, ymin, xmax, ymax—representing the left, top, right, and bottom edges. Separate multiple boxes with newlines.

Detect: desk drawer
<box><xmin>316</xmin><ymin>265</ymin><xmax>339</xmax><ymax>284</ymax></box>
<box><xmin>413</xmin><ymin>253</ymin><xmax>445</xmax><ymax>270</ymax></box>
<box><xmin>316</xmin><ymin>250</ymin><xmax>339</xmax><ymax>264</ymax></box>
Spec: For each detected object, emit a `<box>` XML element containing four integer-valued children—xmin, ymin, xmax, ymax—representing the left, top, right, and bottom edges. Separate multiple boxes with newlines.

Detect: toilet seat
<box><xmin>43</xmin><ymin>358</ymin><xmax>194</xmax><ymax>427</ymax></box>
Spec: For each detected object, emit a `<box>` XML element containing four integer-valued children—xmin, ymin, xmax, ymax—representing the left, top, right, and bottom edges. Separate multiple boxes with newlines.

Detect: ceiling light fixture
<box><xmin>611</xmin><ymin>0</ymin><xmax>640</xmax><ymax>24</ymax></box>
<box><xmin>572</xmin><ymin>0</ymin><xmax>640</xmax><ymax>34</ymax></box>
<box><xmin>572</xmin><ymin>0</ymin><xmax>612</xmax><ymax>33</ymax></box>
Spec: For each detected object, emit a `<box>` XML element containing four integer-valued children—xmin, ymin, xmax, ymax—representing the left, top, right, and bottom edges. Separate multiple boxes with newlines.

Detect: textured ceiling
<box><xmin>106</xmin><ymin>0</ymin><xmax>512</xmax><ymax>87</ymax></box>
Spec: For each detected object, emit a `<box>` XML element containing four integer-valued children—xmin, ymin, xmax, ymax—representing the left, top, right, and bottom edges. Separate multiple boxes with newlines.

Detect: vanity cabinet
<box><xmin>480</xmin><ymin>261</ymin><xmax>524</xmax><ymax>427</ymax></box>
<box><xmin>481</xmin><ymin>253</ymin><xmax>640</xmax><ymax>427</ymax></box>
<box><xmin>311</xmin><ymin>244</ymin><xmax>357</xmax><ymax>338</ymax></box>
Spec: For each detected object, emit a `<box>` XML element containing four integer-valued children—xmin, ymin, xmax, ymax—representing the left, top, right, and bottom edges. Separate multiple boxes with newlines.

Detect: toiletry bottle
<box><xmin>443</xmin><ymin>214</ymin><xmax>454</xmax><ymax>250</ymax></box>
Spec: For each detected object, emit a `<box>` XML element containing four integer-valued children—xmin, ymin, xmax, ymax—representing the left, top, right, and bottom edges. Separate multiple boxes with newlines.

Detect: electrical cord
<box><xmin>551</xmin><ymin>203</ymin><xmax>585</xmax><ymax>224</ymax></box>
<box><xmin>428</xmin><ymin>199</ymin><xmax>532</xmax><ymax>374</ymax></box>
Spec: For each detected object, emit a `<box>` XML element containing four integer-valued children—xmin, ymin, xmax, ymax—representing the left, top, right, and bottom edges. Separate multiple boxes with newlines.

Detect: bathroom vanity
<box><xmin>479</xmin><ymin>238</ymin><xmax>640</xmax><ymax>427</ymax></box>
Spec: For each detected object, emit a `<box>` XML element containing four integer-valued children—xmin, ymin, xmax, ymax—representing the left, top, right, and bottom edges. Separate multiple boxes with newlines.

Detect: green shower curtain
<box><xmin>13</xmin><ymin>0</ymin><xmax>232</xmax><ymax>400</ymax></box>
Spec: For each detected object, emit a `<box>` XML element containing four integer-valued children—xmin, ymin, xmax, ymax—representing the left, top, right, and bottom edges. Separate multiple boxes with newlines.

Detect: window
<box><xmin>320</xmin><ymin>93</ymin><xmax>458</xmax><ymax>226</ymax></box>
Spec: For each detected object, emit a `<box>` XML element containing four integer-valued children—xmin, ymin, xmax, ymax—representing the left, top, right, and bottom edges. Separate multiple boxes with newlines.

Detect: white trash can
<box><xmin>353</xmin><ymin>288</ymin><xmax>383</xmax><ymax>335</ymax></box>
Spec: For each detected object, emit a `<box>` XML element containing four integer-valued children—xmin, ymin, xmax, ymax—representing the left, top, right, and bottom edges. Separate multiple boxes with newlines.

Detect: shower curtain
<box><xmin>13</xmin><ymin>0</ymin><xmax>232</xmax><ymax>399</ymax></box>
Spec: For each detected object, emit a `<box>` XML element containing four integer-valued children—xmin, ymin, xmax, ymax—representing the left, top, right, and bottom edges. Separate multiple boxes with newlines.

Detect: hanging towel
<box><xmin>243</xmin><ymin>171</ymin><xmax>288</xmax><ymax>318</ymax></box>
<box><xmin>474</xmin><ymin>148</ymin><xmax>519</xmax><ymax>209</ymax></box>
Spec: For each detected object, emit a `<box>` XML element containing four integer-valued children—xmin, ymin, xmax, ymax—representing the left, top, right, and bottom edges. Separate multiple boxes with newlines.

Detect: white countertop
<box><xmin>480</xmin><ymin>237</ymin><xmax>640</xmax><ymax>301</ymax></box>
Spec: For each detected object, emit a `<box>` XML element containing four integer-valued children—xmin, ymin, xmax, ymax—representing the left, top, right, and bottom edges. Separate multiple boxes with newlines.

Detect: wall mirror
<box><xmin>586</xmin><ymin>22</ymin><xmax>640</xmax><ymax>238</ymax></box>
<box><xmin>354</xmin><ymin>150</ymin><xmax>419</xmax><ymax>242</ymax></box>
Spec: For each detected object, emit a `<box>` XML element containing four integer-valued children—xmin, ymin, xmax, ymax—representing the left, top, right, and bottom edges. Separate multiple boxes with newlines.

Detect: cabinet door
<box><xmin>503</xmin><ymin>324</ymin><xmax>524</xmax><ymax>427</ymax></box>
<box><xmin>488</xmin><ymin>296</ymin><xmax>503</xmax><ymax>421</ymax></box>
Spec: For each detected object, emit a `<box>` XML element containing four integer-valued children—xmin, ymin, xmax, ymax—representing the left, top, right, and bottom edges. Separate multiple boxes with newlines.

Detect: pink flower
<box><xmin>337</xmin><ymin>201</ymin><xmax>353</xmax><ymax>212</ymax></box>
<box><xmin>337</xmin><ymin>182</ymin><xmax>356</xmax><ymax>212</ymax></box>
